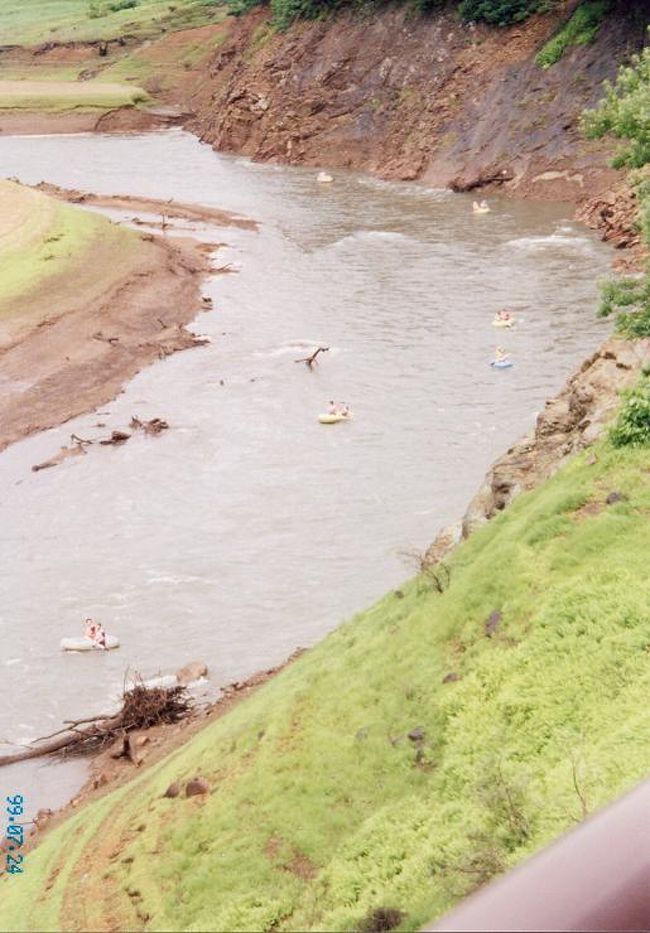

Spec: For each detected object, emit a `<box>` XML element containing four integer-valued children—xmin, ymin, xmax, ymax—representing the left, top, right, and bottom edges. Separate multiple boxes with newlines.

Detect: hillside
<box><xmin>0</xmin><ymin>0</ymin><xmax>221</xmax><ymax>45</ymax></box>
<box><xmin>4</xmin><ymin>418</ymin><xmax>650</xmax><ymax>931</ymax></box>
<box><xmin>186</xmin><ymin>2</ymin><xmax>648</xmax><ymax>201</ymax></box>
<box><xmin>0</xmin><ymin>3</ymin><xmax>647</xmax><ymax>203</ymax></box>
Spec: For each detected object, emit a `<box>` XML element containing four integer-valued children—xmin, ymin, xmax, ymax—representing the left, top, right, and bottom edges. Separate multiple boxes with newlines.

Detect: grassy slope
<box><xmin>0</xmin><ymin>79</ymin><xmax>147</xmax><ymax>112</ymax></box>
<box><xmin>4</xmin><ymin>435</ymin><xmax>650</xmax><ymax>931</ymax></box>
<box><xmin>0</xmin><ymin>2</ymin><xmax>228</xmax><ymax>113</ymax></box>
<box><xmin>0</xmin><ymin>0</ymin><xmax>223</xmax><ymax>45</ymax></box>
<box><xmin>0</xmin><ymin>180</ymin><xmax>141</xmax><ymax>314</ymax></box>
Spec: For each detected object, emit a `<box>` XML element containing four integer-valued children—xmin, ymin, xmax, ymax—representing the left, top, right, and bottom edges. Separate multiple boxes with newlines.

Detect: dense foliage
<box><xmin>226</xmin><ymin>0</ymin><xmax>555</xmax><ymax>32</ymax></box>
<box><xmin>457</xmin><ymin>0</ymin><xmax>549</xmax><ymax>26</ymax></box>
<box><xmin>583</xmin><ymin>45</ymin><xmax>650</xmax><ymax>169</ymax></box>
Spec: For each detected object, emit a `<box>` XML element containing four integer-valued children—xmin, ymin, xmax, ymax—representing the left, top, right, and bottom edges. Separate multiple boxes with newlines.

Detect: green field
<box><xmin>0</xmin><ymin>0</ymin><xmax>224</xmax><ymax>46</ymax></box>
<box><xmin>0</xmin><ymin>79</ymin><xmax>147</xmax><ymax>112</ymax></box>
<box><xmin>3</xmin><ymin>423</ymin><xmax>650</xmax><ymax>931</ymax></box>
<box><xmin>0</xmin><ymin>180</ymin><xmax>139</xmax><ymax>314</ymax></box>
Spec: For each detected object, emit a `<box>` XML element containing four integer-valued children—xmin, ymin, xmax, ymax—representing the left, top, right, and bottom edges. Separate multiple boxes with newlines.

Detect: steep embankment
<box><xmin>1</xmin><ymin>4</ymin><xmax>647</xmax><ymax>206</ymax></box>
<box><xmin>0</xmin><ymin>180</ymin><xmax>216</xmax><ymax>452</ymax></box>
<box><xmin>4</xmin><ymin>431</ymin><xmax>650</xmax><ymax>932</ymax></box>
<box><xmin>188</xmin><ymin>2</ymin><xmax>647</xmax><ymax>203</ymax></box>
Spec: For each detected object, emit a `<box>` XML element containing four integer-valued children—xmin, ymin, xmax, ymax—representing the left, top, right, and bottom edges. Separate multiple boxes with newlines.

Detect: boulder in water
<box><xmin>176</xmin><ymin>661</ymin><xmax>208</xmax><ymax>685</ymax></box>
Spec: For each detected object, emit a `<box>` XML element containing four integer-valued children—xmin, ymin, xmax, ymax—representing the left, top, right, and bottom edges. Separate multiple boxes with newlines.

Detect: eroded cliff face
<box><xmin>188</xmin><ymin>2</ymin><xmax>647</xmax><ymax>203</ymax></box>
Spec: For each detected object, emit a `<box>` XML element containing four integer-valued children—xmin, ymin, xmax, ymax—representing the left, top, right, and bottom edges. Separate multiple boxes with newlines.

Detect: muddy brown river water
<box><xmin>0</xmin><ymin>130</ymin><xmax>612</xmax><ymax>814</ymax></box>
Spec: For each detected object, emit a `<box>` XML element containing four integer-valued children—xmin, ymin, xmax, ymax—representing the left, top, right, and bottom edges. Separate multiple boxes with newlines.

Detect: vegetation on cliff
<box><xmin>585</xmin><ymin>42</ymin><xmax>650</xmax><ymax>338</ymax></box>
<box><xmin>227</xmin><ymin>0</ymin><xmax>554</xmax><ymax>31</ymax></box>
<box><xmin>535</xmin><ymin>0</ymin><xmax>610</xmax><ymax>69</ymax></box>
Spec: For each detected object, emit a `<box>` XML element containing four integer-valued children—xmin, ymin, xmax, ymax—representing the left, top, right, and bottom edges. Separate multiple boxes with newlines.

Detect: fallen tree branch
<box><xmin>0</xmin><ymin>678</ymin><xmax>192</xmax><ymax>767</ymax></box>
<box><xmin>295</xmin><ymin>346</ymin><xmax>330</xmax><ymax>368</ymax></box>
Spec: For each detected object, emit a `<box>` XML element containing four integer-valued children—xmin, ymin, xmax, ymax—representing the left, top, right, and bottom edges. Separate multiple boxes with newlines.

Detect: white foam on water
<box><xmin>505</xmin><ymin>234</ymin><xmax>593</xmax><ymax>253</ymax></box>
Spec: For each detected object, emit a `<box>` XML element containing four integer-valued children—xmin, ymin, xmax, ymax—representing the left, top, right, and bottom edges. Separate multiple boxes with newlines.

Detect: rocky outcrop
<box><xmin>188</xmin><ymin>4</ymin><xmax>647</xmax><ymax>203</ymax></box>
<box><xmin>461</xmin><ymin>336</ymin><xmax>650</xmax><ymax>536</ymax></box>
<box><xmin>426</xmin><ymin>336</ymin><xmax>650</xmax><ymax>562</ymax></box>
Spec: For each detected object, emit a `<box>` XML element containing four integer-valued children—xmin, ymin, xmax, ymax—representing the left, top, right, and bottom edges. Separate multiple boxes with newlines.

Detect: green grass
<box><xmin>536</xmin><ymin>0</ymin><xmax>610</xmax><ymax>69</ymax></box>
<box><xmin>0</xmin><ymin>0</ymin><xmax>225</xmax><ymax>46</ymax></box>
<box><xmin>4</xmin><ymin>432</ymin><xmax>650</xmax><ymax>931</ymax></box>
<box><xmin>0</xmin><ymin>80</ymin><xmax>148</xmax><ymax>113</ymax></box>
<box><xmin>0</xmin><ymin>181</ymin><xmax>135</xmax><ymax>311</ymax></box>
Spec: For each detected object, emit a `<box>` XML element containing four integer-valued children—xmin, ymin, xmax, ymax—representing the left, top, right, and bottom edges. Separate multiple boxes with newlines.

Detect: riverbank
<box><xmin>0</xmin><ymin>180</ymin><xmax>252</xmax><ymax>453</ymax></box>
<box><xmin>1</xmin><ymin>5</ymin><xmax>646</xmax><ymax>212</ymax></box>
<box><xmin>4</xmin><ymin>422</ymin><xmax>650</xmax><ymax>931</ymax></box>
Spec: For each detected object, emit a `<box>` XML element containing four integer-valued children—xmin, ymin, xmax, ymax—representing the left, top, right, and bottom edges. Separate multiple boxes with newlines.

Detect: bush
<box><xmin>597</xmin><ymin>275</ymin><xmax>650</xmax><ymax>338</ymax></box>
<box><xmin>536</xmin><ymin>0</ymin><xmax>610</xmax><ymax>69</ymax></box>
<box><xmin>610</xmin><ymin>378</ymin><xmax>650</xmax><ymax>447</ymax></box>
<box><xmin>582</xmin><ymin>45</ymin><xmax>650</xmax><ymax>170</ymax></box>
<box><xmin>458</xmin><ymin>0</ymin><xmax>551</xmax><ymax>26</ymax></box>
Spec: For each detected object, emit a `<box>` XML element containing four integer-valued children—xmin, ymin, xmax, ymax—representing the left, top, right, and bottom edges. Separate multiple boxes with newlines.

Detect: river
<box><xmin>0</xmin><ymin>129</ymin><xmax>612</xmax><ymax>815</ymax></box>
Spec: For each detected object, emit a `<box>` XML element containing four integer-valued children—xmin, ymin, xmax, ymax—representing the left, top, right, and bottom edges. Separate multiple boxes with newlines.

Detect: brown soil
<box><xmin>0</xmin><ymin>186</ymin><xmax>254</xmax><ymax>453</ymax></box>
<box><xmin>186</xmin><ymin>4</ymin><xmax>646</xmax><ymax>205</ymax></box>
<box><xmin>0</xmin><ymin>106</ymin><xmax>181</xmax><ymax>135</ymax></box>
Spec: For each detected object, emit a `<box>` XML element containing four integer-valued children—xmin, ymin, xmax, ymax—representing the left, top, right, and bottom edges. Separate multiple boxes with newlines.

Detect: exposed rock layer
<box><xmin>189</xmin><ymin>4</ymin><xmax>647</xmax><ymax>203</ymax></box>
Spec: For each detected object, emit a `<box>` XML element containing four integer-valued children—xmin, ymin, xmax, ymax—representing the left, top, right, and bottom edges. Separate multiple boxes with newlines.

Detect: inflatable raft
<box><xmin>317</xmin><ymin>172</ymin><xmax>334</xmax><ymax>184</ymax></box>
<box><xmin>473</xmin><ymin>205</ymin><xmax>491</xmax><ymax>215</ymax></box>
<box><xmin>318</xmin><ymin>412</ymin><xmax>351</xmax><ymax>424</ymax></box>
<box><xmin>61</xmin><ymin>635</ymin><xmax>120</xmax><ymax>652</ymax></box>
<box><xmin>492</xmin><ymin>319</ymin><xmax>514</xmax><ymax>328</ymax></box>
<box><xmin>491</xmin><ymin>359</ymin><xmax>513</xmax><ymax>369</ymax></box>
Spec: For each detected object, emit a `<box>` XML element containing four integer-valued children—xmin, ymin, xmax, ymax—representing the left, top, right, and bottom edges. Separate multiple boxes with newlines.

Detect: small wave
<box><xmin>5</xmin><ymin>658</ymin><xmax>21</xmax><ymax>666</ymax></box>
<box><xmin>505</xmin><ymin>234</ymin><xmax>593</xmax><ymax>253</ymax></box>
<box><xmin>356</xmin><ymin>176</ymin><xmax>451</xmax><ymax>201</ymax></box>
<box><xmin>146</xmin><ymin>573</ymin><xmax>207</xmax><ymax>586</ymax></box>
<box><xmin>326</xmin><ymin>230</ymin><xmax>417</xmax><ymax>250</ymax></box>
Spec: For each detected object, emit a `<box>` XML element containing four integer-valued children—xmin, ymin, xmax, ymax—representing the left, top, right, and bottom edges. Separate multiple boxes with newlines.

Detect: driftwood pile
<box><xmin>0</xmin><ymin>679</ymin><xmax>192</xmax><ymax>767</ymax></box>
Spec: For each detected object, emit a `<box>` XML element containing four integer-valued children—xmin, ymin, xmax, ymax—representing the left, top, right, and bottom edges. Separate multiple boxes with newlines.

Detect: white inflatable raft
<box><xmin>492</xmin><ymin>319</ymin><xmax>515</xmax><ymax>328</ymax></box>
<box><xmin>317</xmin><ymin>171</ymin><xmax>334</xmax><ymax>184</ymax></box>
<box><xmin>318</xmin><ymin>412</ymin><xmax>351</xmax><ymax>424</ymax></box>
<box><xmin>61</xmin><ymin>635</ymin><xmax>120</xmax><ymax>652</ymax></box>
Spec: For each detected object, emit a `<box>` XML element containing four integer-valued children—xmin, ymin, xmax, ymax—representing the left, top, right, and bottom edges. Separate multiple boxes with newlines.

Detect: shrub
<box><xmin>536</xmin><ymin>0</ymin><xmax>610</xmax><ymax>69</ymax></box>
<box><xmin>582</xmin><ymin>45</ymin><xmax>650</xmax><ymax>170</ymax></box>
<box><xmin>597</xmin><ymin>275</ymin><xmax>650</xmax><ymax>338</ymax></box>
<box><xmin>610</xmin><ymin>378</ymin><xmax>650</xmax><ymax>447</ymax></box>
<box><xmin>458</xmin><ymin>0</ymin><xmax>552</xmax><ymax>26</ymax></box>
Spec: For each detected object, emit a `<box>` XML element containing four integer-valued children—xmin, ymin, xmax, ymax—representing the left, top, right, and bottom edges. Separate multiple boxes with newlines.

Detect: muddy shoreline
<box><xmin>0</xmin><ymin>185</ymin><xmax>254</xmax><ymax>454</ymax></box>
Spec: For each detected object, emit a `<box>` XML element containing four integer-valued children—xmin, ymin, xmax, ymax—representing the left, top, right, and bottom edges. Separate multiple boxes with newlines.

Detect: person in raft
<box><xmin>328</xmin><ymin>400</ymin><xmax>338</xmax><ymax>415</ymax></box>
<box><xmin>495</xmin><ymin>346</ymin><xmax>509</xmax><ymax>363</ymax></box>
<box><xmin>84</xmin><ymin>617</ymin><xmax>107</xmax><ymax>650</ymax></box>
<box><xmin>496</xmin><ymin>309</ymin><xmax>512</xmax><ymax>322</ymax></box>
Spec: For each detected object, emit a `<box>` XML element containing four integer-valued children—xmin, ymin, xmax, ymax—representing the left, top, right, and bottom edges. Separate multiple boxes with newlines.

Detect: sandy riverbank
<box><xmin>0</xmin><ymin>181</ymin><xmax>254</xmax><ymax>453</ymax></box>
